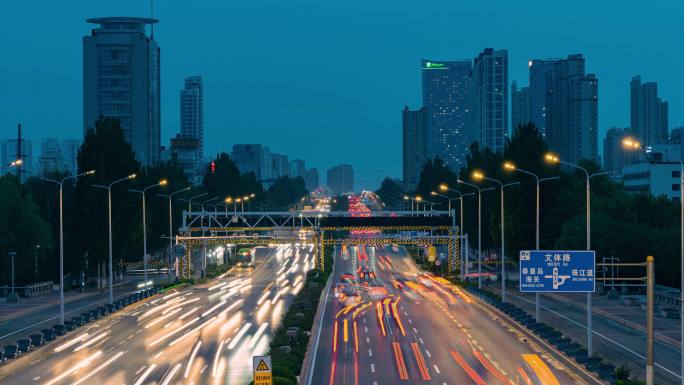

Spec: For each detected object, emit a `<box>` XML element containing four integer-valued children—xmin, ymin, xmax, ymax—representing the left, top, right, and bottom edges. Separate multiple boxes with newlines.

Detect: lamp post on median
<box><xmin>503</xmin><ymin>162</ymin><xmax>560</xmax><ymax>320</ymax></box>
<box><xmin>457</xmin><ymin>179</ymin><xmax>494</xmax><ymax>289</ymax></box>
<box><xmin>38</xmin><ymin>169</ymin><xmax>96</xmax><ymax>324</ymax></box>
<box><xmin>187</xmin><ymin>192</ymin><xmax>208</xmax><ymax>212</ymax></box>
<box><xmin>158</xmin><ymin>186</ymin><xmax>191</xmax><ymax>280</ymax></box>
<box><xmin>439</xmin><ymin>184</ymin><xmax>474</xmax><ymax>279</ymax></box>
<box><xmin>545</xmin><ymin>152</ymin><xmax>609</xmax><ymax>356</ymax></box>
<box><xmin>129</xmin><ymin>179</ymin><xmax>168</xmax><ymax>291</ymax></box>
<box><xmin>623</xmin><ymin>137</ymin><xmax>684</xmax><ymax>382</ymax></box>
<box><xmin>471</xmin><ymin>171</ymin><xmax>519</xmax><ymax>303</ymax></box>
<box><xmin>93</xmin><ymin>173</ymin><xmax>137</xmax><ymax>304</ymax></box>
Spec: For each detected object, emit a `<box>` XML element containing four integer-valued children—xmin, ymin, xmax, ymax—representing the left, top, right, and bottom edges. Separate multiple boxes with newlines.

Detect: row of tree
<box><xmin>384</xmin><ymin>123</ymin><xmax>679</xmax><ymax>287</ymax></box>
<box><xmin>1</xmin><ymin>119</ymin><xmax>308</xmax><ymax>287</ymax></box>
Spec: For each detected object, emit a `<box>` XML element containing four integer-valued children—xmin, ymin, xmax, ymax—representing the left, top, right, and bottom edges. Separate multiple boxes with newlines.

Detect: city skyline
<box><xmin>1</xmin><ymin>0</ymin><xmax>682</xmax><ymax>190</ymax></box>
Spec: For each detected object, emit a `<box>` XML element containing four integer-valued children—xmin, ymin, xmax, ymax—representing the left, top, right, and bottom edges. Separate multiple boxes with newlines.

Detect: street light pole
<box><xmin>130</xmin><ymin>180</ymin><xmax>167</xmax><ymax>291</ymax></box>
<box><xmin>472</xmin><ymin>171</ymin><xmax>519</xmax><ymax>303</ymax></box>
<box><xmin>38</xmin><ymin>170</ymin><xmax>95</xmax><ymax>324</ymax></box>
<box><xmin>457</xmin><ymin>180</ymin><xmax>486</xmax><ymax>289</ymax></box>
<box><xmin>158</xmin><ymin>187</ymin><xmax>190</xmax><ymax>280</ymax></box>
<box><xmin>93</xmin><ymin>174</ymin><xmax>136</xmax><ymax>304</ymax></box>
<box><xmin>504</xmin><ymin>162</ymin><xmax>559</xmax><ymax>319</ymax></box>
<box><xmin>546</xmin><ymin>153</ymin><xmax>608</xmax><ymax>356</ymax></box>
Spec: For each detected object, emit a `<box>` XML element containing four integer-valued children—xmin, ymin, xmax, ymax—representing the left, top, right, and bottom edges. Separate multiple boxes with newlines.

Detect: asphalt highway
<box><xmin>0</xmin><ymin>244</ymin><xmax>315</xmax><ymax>385</ymax></box>
<box><xmin>309</xmin><ymin>244</ymin><xmax>604</xmax><ymax>385</ymax></box>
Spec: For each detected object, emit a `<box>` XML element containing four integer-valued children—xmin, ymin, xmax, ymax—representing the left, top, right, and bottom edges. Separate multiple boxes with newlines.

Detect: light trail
<box><xmin>54</xmin><ymin>332</ymin><xmax>89</xmax><ymax>352</ymax></box>
<box><xmin>73</xmin><ymin>332</ymin><xmax>109</xmax><ymax>352</ymax></box>
<box><xmin>133</xmin><ymin>364</ymin><xmax>157</xmax><ymax>385</ymax></box>
<box><xmin>169</xmin><ymin>316</ymin><xmax>218</xmax><ymax>346</ymax></box>
<box><xmin>149</xmin><ymin>317</ymin><xmax>200</xmax><ymax>346</ymax></box>
<box><xmin>257</xmin><ymin>290</ymin><xmax>271</xmax><ymax>305</ymax></box>
<box><xmin>160</xmin><ymin>363</ymin><xmax>182</xmax><ymax>385</ymax></box>
<box><xmin>212</xmin><ymin>340</ymin><xmax>226</xmax><ymax>378</ymax></box>
<box><xmin>201</xmin><ymin>300</ymin><xmax>227</xmax><ymax>317</ymax></box>
<box><xmin>44</xmin><ymin>350</ymin><xmax>102</xmax><ymax>385</ymax></box>
<box><xmin>391</xmin><ymin>342</ymin><xmax>409</xmax><ymax>380</ymax></box>
<box><xmin>227</xmin><ymin>323</ymin><xmax>252</xmax><ymax>350</ymax></box>
<box><xmin>146</xmin><ymin>306</ymin><xmax>183</xmax><ymax>329</ymax></box>
<box><xmin>248</xmin><ymin>323</ymin><xmax>269</xmax><ymax>349</ymax></box>
<box><xmin>184</xmin><ymin>340</ymin><xmax>202</xmax><ymax>378</ymax></box>
<box><xmin>332</xmin><ymin>321</ymin><xmax>339</xmax><ymax>353</ymax></box>
<box><xmin>450</xmin><ymin>350</ymin><xmax>488</xmax><ymax>385</ymax></box>
<box><xmin>410</xmin><ymin>342</ymin><xmax>431</xmax><ymax>381</ymax></box>
<box><xmin>71</xmin><ymin>350</ymin><xmax>124</xmax><ymax>385</ymax></box>
<box><xmin>179</xmin><ymin>306</ymin><xmax>199</xmax><ymax>320</ymax></box>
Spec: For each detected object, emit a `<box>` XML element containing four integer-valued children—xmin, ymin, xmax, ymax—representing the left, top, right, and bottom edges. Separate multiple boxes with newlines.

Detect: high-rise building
<box><xmin>402</xmin><ymin>106</ymin><xmax>428</xmax><ymax>192</ymax></box>
<box><xmin>528</xmin><ymin>59</ymin><xmax>558</xmax><ymax>137</ymax></box>
<box><xmin>511</xmin><ymin>81</ymin><xmax>531</xmax><ymax>133</ymax></box>
<box><xmin>172</xmin><ymin>76</ymin><xmax>205</xmax><ymax>184</ymax></box>
<box><xmin>630</xmin><ymin>76</ymin><xmax>669</xmax><ymax>146</ymax></box>
<box><xmin>83</xmin><ymin>17</ymin><xmax>161</xmax><ymax>166</ymax></box>
<box><xmin>60</xmin><ymin>139</ymin><xmax>81</xmax><ymax>176</ymax></box>
<box><xmin>304</xmin><ymin>168</ymin><xmax>319</xmax><ymax>192</ymax></box>
<box><xmin>170</xmin><ymin>136</ymin><xmax>202</xmax><ymax>185</ymax></box>
<box><xmin>421</xmin><ymin>59</ymin><xmax>471</xmax><ymax>170</ymax></box>
<box><xmin>180</xmin><ymin>76</ymin><xmax>204</xmax><ymax>163</ymax></box>
<box><xmin>289</xmin><ymin>159</ymin><xmax>306</xmax><ymax>178</ymax></box>
<box><xmin>469</xmin><ymin>48</ymin><xmax>509</xmax><ymax>153</ymax></box>
<box><xmin>38</xmin><ymin>138</ymin><xmax>64</xmax><ymax>175</ymax></box>
<box><xmin>231</xmin><ymin>144</ymin><xmax>267</xmax><ymax>180</ymax></box>
<box><xmin>327</xmin><ymin>164</ymin><xmax>354</xmax><ymax>196</ymax></box>
<box><xmin>545</xmin><ymin>54</ymin><xmax>598</xmax><ymax>164</ymax></box>
<box><xmin>271</xmin><ymin>153</ymin><xmax>289</xmax><ymax>179</ymax></box>
<box><xmin>37</xmin><ymin>138</ymin><xmax>82</xmax><ymax>176</ymax></box>
<box><xmin>1</xmin><ymin>139</ymin><xmax>34</xmax><ymax>181</ymax></box>
<box><xmin>603</xmin><ymin>127</ymin><xmax>634</xmax><ymax>176</ymax></box>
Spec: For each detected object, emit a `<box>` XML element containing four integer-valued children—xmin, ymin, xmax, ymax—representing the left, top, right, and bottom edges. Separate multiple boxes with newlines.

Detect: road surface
<box><xmin>308</xmin><ymin>244</ymin><xmax>604</xmax><ymax>385</ymax></box>
<box><xmin>0</xmin><ymin>244</ymin><xmax>314</xmax><ymax>385</ymax></box>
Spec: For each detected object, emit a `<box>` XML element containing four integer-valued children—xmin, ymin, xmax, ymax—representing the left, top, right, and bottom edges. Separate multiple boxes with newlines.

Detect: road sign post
<box><xmin>253</xmin><ymin>355</ymin><xmax>273</xmax><ymax>385</ymax></box>
<box><xmin>520</xmin><ymin>250</ymin><xmax>596</xmax><ymax>293</ymax></box>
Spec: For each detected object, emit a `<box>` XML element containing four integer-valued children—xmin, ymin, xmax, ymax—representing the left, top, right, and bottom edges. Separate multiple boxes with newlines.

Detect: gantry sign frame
<box><xmin>174</xmin><ymin>210</ymin><xmax>460</xmax><ymax>279</ymax></box>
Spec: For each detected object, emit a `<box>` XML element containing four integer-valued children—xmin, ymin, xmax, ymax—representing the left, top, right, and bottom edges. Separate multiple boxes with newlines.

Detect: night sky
<box><xmin>1</xmin><ymin>0</ymin><xmax>681</xmax><ymax>189</ymax></box>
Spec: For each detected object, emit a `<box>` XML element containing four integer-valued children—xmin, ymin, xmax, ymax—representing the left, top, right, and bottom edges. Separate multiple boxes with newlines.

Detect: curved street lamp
<box><xmin>471</xmin><ymin>171</ymin><xmax>519</xmax><ymax>302</ymax></box>
<box><xmin>38</xmin><ymin>169</ymin><xmax>96</xmax><ymax>324</ymax></box>
<box><xmin>129</xmin><ymin>179</ymin><xmax>168</xmax><ymax>290</ymax></box>
<box><xmin>503</xmin><ymin>162</ymin><xmax>559</xmax><ymax>320</ymax></box>
<box><xmin>93</xmin><ymin>173</ymin><xmax>137</xmax><ymax>303</ymax></box>
<box><xmin>545</xmin><ymin>152</ymin><xmax>608</xmax><ymax>356</ymax></box>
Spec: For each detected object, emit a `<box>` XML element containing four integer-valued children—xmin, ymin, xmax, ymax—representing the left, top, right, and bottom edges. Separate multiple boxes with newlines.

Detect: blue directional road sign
<box><xmin>519</xmin><ymin>250</ymin><xmax>595</xmax><ymax>292</ymax></box>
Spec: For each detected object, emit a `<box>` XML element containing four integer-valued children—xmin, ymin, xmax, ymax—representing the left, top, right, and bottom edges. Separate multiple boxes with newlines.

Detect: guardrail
<box><xmin>0</xmin><ymin>282</ymin><xmax>54</xmax><ymax>298</ymax></box>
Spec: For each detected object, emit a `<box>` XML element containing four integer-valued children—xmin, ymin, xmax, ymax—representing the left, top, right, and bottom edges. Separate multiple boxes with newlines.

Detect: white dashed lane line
<box><xmin>425</xmin><ymin>349</ymin><xmax>431</xmax><ymax>358</ymax></box>
<box><xmin>419</xmin><ymin>337</ymin><xmax>424</xmax><ymax>344</ymax></box>
<box><xmin>433</xmin><ymin>364</ymin><xmax>441</xmax><ymax>374</ymax></box>
<box><xmin>368</xmin><ymin>349</ymin><xmax>373</xmax><ymax>357</ymax></box>
<box><xmin>370</xmin><ymin>363</ymin><xmax>376</xmax><ymax>373</ymax></box>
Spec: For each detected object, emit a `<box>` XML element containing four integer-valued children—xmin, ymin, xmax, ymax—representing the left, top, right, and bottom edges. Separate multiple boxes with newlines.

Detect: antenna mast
<box><xmin>150</xmin><ymin>0</ymin><xmax>154</xmax><ymax>39</ymax></box>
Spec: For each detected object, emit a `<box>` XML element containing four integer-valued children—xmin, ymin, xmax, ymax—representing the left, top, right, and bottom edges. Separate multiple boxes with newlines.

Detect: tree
<box><xmin>0</xmin><ymin>175</ymin><xmax>54</xmax><ymax>285</ymax></box>
<box><xmin>264</xmin><ymin>176</ymin><xmax>307</xmax><ymax>210</ymax></box>
<box><xmin>375</xmin><ymin>178</ymin><xmax>403</xmax><ymax>209</ymax></box>
<box><xmin>72</xmin><ymin>118</ymin><xmax>141</xmax><ymax>280</ymax></box>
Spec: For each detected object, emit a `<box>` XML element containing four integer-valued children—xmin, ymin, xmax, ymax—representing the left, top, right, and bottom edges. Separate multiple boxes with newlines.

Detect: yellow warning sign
<box><xmin>256</xmin><ymin>360</ymin><xmax>270</xmax><ymax>371</ymax></box>
<box><xmin>253</xmin><ymin>355</ymin><xmax>273</xmax><ymax>385</ymax></box>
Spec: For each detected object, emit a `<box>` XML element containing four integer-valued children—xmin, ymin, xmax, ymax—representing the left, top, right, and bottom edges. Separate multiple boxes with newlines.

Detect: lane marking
<box><xmin>433</xmin><ymin>364</ymin><xmax>441</xmax><ymax>374</ymax></box>
<box><xmin>410</xmin><ymin>342</ymin><xmax>431</xmax><ymax>381</ymax></box>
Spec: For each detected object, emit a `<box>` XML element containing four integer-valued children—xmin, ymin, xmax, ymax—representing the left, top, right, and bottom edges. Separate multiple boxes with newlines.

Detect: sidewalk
<box><xmin>0</xmin><ymin>276</ymin><xmax>153</xmax><ymax>345</ymax></box>
<box><xmin>0</xmin><ymin>290</ymin><xmax>100</xmax><ymax>323</ymax></box>
<box><xmin>480</xmin><ymin>281</ymin><xmax>681</xmax><ymax>385</ymax></box>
